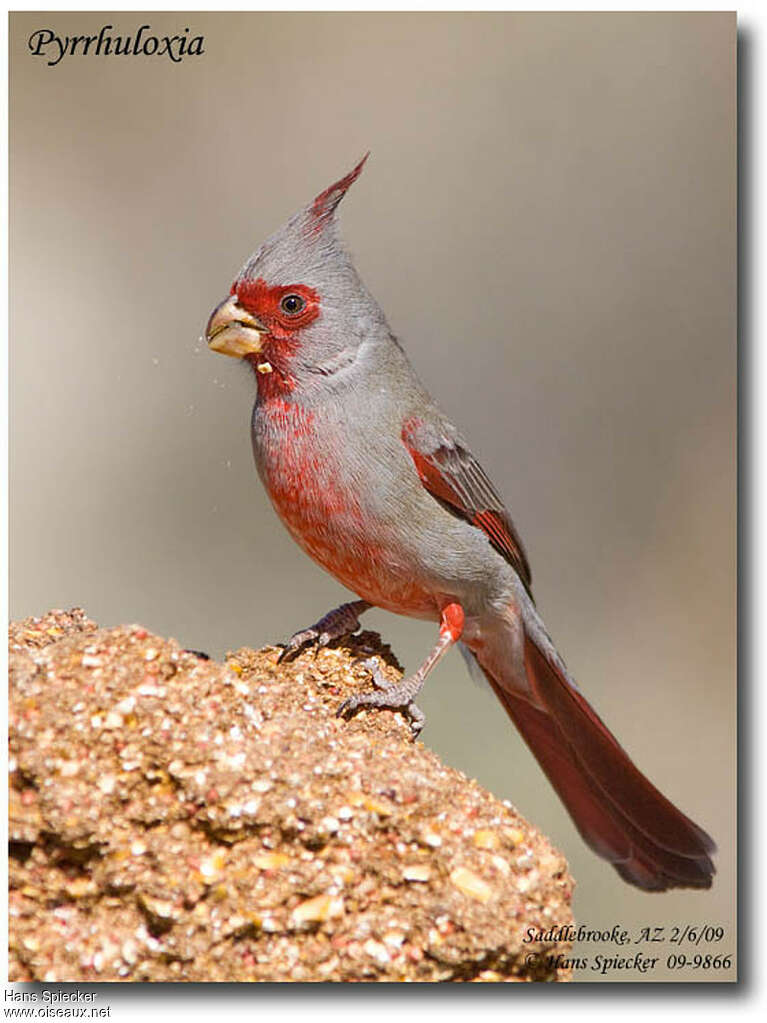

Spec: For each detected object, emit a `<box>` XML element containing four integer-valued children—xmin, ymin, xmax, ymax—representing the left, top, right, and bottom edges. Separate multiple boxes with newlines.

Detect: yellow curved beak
<box><xmin>206</xmin><ymin>296</ymin><xmax>266</xmax><ymax>358</ymax></box>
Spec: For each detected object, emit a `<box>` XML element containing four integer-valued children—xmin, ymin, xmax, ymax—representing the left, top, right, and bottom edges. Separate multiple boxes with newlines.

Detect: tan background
<box><xmin>10</xmin><ymin>12</ymin><xmax>736</xmax><ymax>981</ymax></box>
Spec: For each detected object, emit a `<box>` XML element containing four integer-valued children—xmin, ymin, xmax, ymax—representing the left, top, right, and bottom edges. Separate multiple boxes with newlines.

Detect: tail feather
<box><xmin>471</xmin><ymin>634</ymin><xmax>716</xmax><ymax>892</ymax></box>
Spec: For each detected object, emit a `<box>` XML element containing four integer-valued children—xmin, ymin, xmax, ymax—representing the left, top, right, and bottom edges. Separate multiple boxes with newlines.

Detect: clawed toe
<box><xmin>335</xmin><ymin>695</ymin><xmax>358</xmax><ymax>719</ymax></box>
<box><xmin>277</xmin><ymin>601</ymin><xmax>370</xmax><ymax>664</ymax></box>
<box><xmin>277</xmin><ymin>628</ymin><xmax>319</xmax><ymax>663</ymax></box>
<box><xmin>336</xmin><ymin>659</ymin><xmax>426</xmax><ymax>737</ymax></box>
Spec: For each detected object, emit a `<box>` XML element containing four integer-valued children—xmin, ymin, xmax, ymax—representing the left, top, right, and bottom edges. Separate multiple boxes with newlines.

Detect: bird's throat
<box><xmin>246</xmin><ymin>352</ymin><xmax>297</xmax><ymax>398</ymax></box>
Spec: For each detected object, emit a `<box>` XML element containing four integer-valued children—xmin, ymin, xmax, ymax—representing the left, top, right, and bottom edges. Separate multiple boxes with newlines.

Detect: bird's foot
<box><xmin>336</xmin><ymin>658</ymin><xmax>426</xmax><ymax>738</ymax></box>
<box><xmin>277</xmin><ymin>600</ymin><xmax>370</xmax><ymax>663</ymax></box>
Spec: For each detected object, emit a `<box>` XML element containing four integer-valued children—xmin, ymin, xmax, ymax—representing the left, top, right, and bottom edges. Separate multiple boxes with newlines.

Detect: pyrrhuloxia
<box><xmin>206</xmin><ymin>156</ymin><xmax>715</xmax><ymax>891</ymax></box>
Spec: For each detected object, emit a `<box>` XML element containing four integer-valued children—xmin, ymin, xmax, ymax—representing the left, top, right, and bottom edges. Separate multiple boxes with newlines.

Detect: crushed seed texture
<box><xmin>9</xmin><ymin>608</ymin><xmax>575</xmax><ymax>982</ymax></box>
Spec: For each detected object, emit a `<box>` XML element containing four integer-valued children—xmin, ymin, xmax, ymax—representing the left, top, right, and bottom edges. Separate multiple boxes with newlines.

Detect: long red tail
<box><xmin>474</xmin><ymin>633</ymin><xmax>716</xmax><ymax>891</ymax></box>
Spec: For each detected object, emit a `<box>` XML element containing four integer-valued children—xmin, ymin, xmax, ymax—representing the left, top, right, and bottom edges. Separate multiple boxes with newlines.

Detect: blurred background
<box><xmin>10</xmin><ymin>12</ymin><xmax>735</xmax><ymax>981</ymax></box>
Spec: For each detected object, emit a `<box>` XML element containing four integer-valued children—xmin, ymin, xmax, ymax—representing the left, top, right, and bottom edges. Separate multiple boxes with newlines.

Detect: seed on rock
<box><xmin>121</xmin><ymin>939</ymin><xmax>138</xmax><ymax>965</ymax></box>
<box><xmin>253</xmin><ymin>852</ymin><xmax>291</xmax><ymax>870</ymax></box>
<box><xmin>491</xmin><ymin>855</ymin><xmax>510</xmax><ymax>875</ymax></box>
<box><xmin>402</xmin><ymin>864</ymin><xmax>431</xmax><ymax>883</ymax></box>
<box><xmin>473</xmin><ymin>829</ymin><xmax>500</xmax><ymax>850</ymax></box>
<box><xmin>363</xmin><ymin>797</ymin><xmax>391</xmax><ymax>816</ymax></box>
<box><xmin>139</xmin><ymin>894</ymin><xmax>178</xmax><ymax>920</ymax></box>
<box><xmin>291</xmin><ymin>894</ymin><xmax>344</xmax><ymax>925</ymax></box>
<box><xmin>503</xmin><ymin>827</ymin><xmax>525</xmax><ymax>846</ymax></box>
<box><xmin>199</xmin><ymin>850</ymin><xmax>227</xmax><ymax>881</ymax></box>
<box><xmin>421</xmin><ymin>828</ymin><xmax>442</xmax><ymax>848</ymax></box>
<box><xmin>450</xmin><ymin>866</ymin><xmax>492</xmax><ymax>903</ymax></box>
<box><xmin>363</xmin><ymin>939</ymin><xmax>390</xmax><ymax>965</ymax></box>
<box><xmin>65</xmin><ymin>878</ymin><xmax>97</xmax><ymax>899</ymax></box>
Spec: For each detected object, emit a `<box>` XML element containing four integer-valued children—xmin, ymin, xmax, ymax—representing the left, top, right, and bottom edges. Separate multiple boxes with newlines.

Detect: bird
<box><xmin>205</xmin><ymin>155</ymin><xmax>715</xmax><ymax>891</ymax></box>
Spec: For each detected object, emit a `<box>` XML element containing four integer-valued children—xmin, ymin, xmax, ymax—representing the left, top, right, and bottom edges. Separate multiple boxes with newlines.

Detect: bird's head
<box><xmin>206</xmin><ymin>154</ymin><xmax>382</xmax><ymax>390</ymax></box>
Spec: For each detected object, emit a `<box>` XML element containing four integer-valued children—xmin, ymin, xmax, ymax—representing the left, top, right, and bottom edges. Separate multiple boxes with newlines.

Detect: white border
<box><xmin>2</xmin><ymin>3</ymin><xmax>756</xmax><ymax>1018</ymax></box>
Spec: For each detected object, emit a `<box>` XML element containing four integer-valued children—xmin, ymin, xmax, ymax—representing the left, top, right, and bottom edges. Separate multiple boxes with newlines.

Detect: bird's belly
<box><xmin>255</xmin><ymin>409</ymin><xmax>438</xmax><ymax>619</ymax></box>
<box><xmin>271</xmin><ymin>482</ymin><xmax>437</xmax><ymax>618</ymax></box>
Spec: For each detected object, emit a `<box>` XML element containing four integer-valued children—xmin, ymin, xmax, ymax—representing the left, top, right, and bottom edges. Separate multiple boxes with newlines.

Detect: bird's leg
<box><xmin>278</xmin><ymin>600</ymin><xmax>371</xmax><ymax>662</ymax></box>
<box><xmin>337</xmin><ymin>603</ymin><xmax>464</xmax><ymax>738</ymax></box>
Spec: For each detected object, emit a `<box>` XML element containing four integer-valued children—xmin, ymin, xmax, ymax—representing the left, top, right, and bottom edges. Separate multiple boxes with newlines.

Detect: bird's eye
<box><xmin>280</xmin><ymin>293</ymin><xmax>306</xmax><ymax>316</ymax></box>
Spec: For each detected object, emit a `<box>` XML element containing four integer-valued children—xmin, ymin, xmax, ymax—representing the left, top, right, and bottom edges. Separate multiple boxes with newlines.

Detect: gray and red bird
<box><xmin>206</xmin><ymin>156</ymin><xmax>715</xmax><ymax>891</ymax></box>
